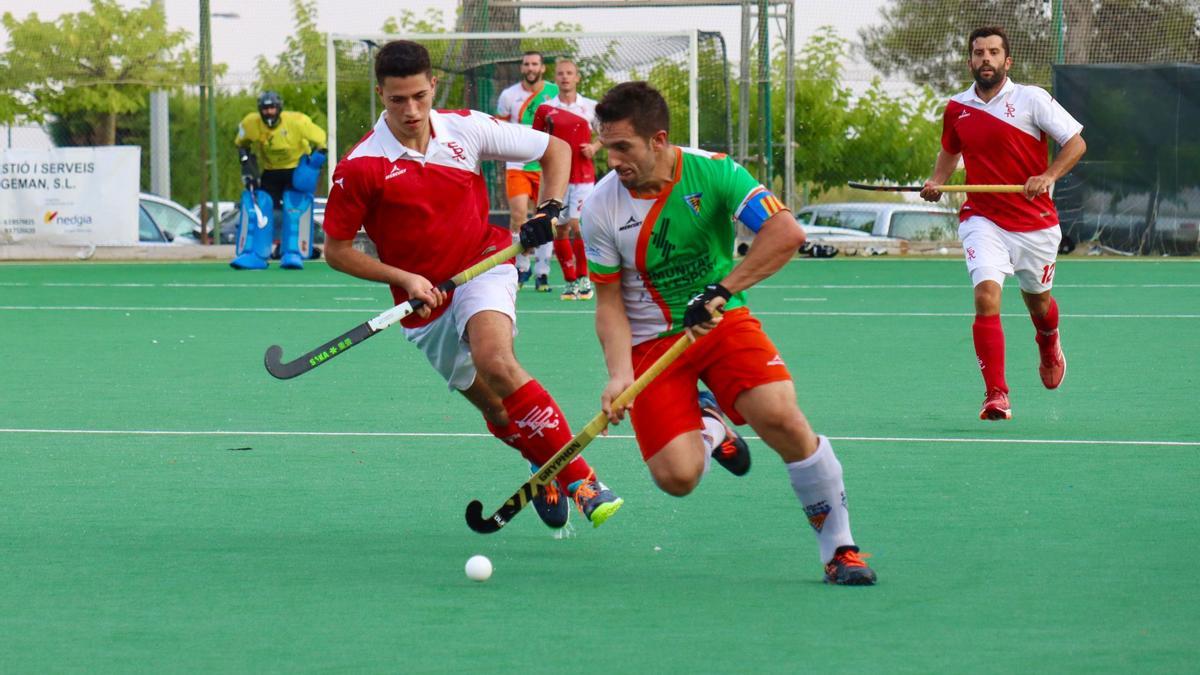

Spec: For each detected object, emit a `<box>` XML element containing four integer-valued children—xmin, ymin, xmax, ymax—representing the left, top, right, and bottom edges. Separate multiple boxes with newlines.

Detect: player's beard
<box><xmin>971</xmin><ymin>62</ymin><xmax>1006</xmax><ymax>90</ymax></box>
<box><xmin>524</xmin><ymin>71</ymin><xmax>541</xmax><ymax>85</ymax></box>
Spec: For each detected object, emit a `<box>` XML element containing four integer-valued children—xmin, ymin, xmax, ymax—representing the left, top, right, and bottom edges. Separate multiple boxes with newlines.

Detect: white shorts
<box><xmin>402</xmin><ymin>264</ymin><xmax>518</xmax><ymax>391</ymax></box>
<box><xmin>958</xmin><ymin>215</ymin><xmax>1062</xmax><ymax>293</ymax></box>
<box><xmin>565</xmin><ymin>182</ymin><xmax>595</xmax><ymax>221</ymax></box>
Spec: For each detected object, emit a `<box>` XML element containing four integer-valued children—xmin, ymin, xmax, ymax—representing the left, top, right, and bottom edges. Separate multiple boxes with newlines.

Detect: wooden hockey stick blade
<box><xmin>465</xmin><ymin>332</ymin><xmax>694</xmax><ymax>533</ymax></box>
<box><xmin>847</xmin><ymin>181</ymin><xmax>1024</xmax><ymax>193</ymax></box>
<box><xmin>264</xmin><ymin>241</ymin><xmax>524</xmax><ymax>380</ymax></box>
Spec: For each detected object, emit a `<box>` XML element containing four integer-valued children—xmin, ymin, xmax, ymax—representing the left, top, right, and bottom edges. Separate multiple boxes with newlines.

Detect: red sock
<box><xmin>491</xmin><ymin>380</ymin><xmax>593</xmax><ymax>489</ymax></box>
<box><xmin>553</xmin><ymin>238</ymin><xmax>576</xmax><ymax>282</ymax></box>
<box><xmin>972</xmin><ymin>314</ymin><xmax>1008</xmax><ymax>394</ymax></box>
<box><xmin>1031</xmin><ymin>297</ymin><xmax>1060</xmax><ymax>346</ymax></box>
<box><xmin>571</xmin><ymin>236</ymin><xmax>589</xmax><ymax>277</ymax></box>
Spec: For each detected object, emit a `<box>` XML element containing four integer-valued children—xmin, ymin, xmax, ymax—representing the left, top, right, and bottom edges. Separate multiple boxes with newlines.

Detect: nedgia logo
<box><xmin>44</xmin><ymin>211</ymin><xmax>93</xmax><ymax>226</ymax></box>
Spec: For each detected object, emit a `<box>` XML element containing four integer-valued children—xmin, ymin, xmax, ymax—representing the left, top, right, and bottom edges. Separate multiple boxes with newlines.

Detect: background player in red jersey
<box><xmin>321</xmin><ymin>41</ymin><xmax>623</xmax><ymax>528</ymax></box>
<box><xmin>532</xmin><ymin>59</ymin><xmax>600</xmax><ymax>300</ymax></box>
<box><xmin>921</xmin><ymin>26</ymin><xmax>1086</xmax><ymax>421</ymax></box>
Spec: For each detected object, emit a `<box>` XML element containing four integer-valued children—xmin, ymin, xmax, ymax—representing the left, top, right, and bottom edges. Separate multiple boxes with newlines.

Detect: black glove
<box><xmin>682</xmin><ymin>283</ymin><xmax>732</xmax><ymax>328</ymax></box>
<box><xmin>239</xmin><ymin>148</ymin><xmax>259</xmax><ymax>189</ymax></box>
<box><xmin>518</xmin><ymin>199</ymin><xmax>563</xmax><ymax>249</ymax></box>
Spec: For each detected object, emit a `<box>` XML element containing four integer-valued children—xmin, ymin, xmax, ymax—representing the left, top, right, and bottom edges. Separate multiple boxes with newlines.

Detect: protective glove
<box><xmin>518</xmin><ymin>199</ymin><xmax>563</xmax><ymax>250</ymax></box>
<box><xmin>682</xmin><ymin>283</ymin><xmax>732</xmax><ymax>328</ymax></box>
<box><xmin>309</xmin><ymin>148</ymin><xmax>327</xmax><ymax>168</ymax></box>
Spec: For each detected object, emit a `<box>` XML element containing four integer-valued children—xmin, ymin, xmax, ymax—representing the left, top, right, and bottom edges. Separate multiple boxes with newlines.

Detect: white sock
<box><xmin>699</xmin><ymin>415</ymin><xmax>727</xmax><ymax>475</ymax></box>
<box><xmin>786</xmin><ymin>435</ymin><xmax>855</xmax><ymax>564</ymax></box>
<box><xmin>534</xmin><ymin>242</ymin><xmax>553</xmax><ymax>276</ymax></box>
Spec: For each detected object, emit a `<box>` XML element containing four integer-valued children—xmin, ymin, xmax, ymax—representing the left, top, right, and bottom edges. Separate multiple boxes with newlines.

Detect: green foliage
<box><xmin>775</xmin><ymin>28</ymin><xmax>943</xmax><ymax>197</ymax></box>
<box><xmin>0</xmin><ymin>0</ymin><xmax>195</xmax><ymax>144</ymax></box>
<box><xmin>860</xmin><ymin>0</ymin><xmax>1200</xmax><ymax>93</ymax></box>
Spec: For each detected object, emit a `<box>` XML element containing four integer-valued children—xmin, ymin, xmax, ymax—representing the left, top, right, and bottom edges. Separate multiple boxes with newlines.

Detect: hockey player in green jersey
<box><xmin>580</xmin><ymin>81</ymin><xmax>876</xmax><ymax>585</ymax></box>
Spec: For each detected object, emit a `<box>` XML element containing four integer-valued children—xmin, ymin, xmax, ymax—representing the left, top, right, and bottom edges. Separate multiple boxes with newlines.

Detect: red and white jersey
<box><xmin>323</xmin><ymin>109</ymin><xmax>549</xmax><ymax>327</ymax></box>
<box><xmin>533</xmin><ymin>95</ymin><xmax>598</xmax><ymax>185</ymax></box>
<box><xmin>942</xmin><ymin>78</ymin><xmax>1083</xmax><ymax>232</ymax></box>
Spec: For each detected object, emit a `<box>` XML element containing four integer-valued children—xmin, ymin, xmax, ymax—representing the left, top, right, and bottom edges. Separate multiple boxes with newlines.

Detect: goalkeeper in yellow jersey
<box><xmin>232</xmin><ymin>91</ymin><xmax>327</xmax><ymax>270</ymax></box>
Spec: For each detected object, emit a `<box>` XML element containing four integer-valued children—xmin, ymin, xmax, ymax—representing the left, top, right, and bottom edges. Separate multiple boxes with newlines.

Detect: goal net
<box><xmin>325</xmin><ymin>30</ymin><xmax>731</xmax><ymax>212</ymax></box>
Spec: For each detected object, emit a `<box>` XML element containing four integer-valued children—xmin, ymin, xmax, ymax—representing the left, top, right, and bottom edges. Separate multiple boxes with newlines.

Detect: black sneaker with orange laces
<box><xmin>824</xmin><ymin>546</ymin><xmax>877</xmax><ymax>585</ymax></box>
<box><xmin>530</xmin><ymin>464</ymin><xmax>569</xmax><ymax>529</ymax></box>
<box><xmin>698</xmin><ymin>390</ymin><xmax>751</xmax><ymax>476</ymax></box>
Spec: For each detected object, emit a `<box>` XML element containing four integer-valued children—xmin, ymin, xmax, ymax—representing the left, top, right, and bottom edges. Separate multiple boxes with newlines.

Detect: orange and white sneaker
<box><xmin>1038</xmin><ymin>331</ymin><xmax>1066</xmax><ymax>389</ymax></box>
<box><xmin>824</xmin><ymin>546</ymin><xmax>877</xmax><ymax>585</ymax></box>
<box><xmin>980</xmin><ymin>389</ymin><xmax>1012</xmax><ymax>421</ymax></box>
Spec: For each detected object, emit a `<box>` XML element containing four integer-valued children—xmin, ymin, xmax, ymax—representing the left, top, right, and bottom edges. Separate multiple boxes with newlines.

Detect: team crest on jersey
<box><xmin>804</xmin><ymin>501</ymin><xmax>831</xmax><ymax>533</ymax></box>
<box><xmin>683</xmin><ymin>192</ymin><xmax>703</xmax><ymax>216</ymax></box>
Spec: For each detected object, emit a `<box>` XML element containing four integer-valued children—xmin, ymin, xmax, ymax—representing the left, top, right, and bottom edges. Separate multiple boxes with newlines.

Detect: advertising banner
<box><xmin>0</xmin><ymin>146</ymin><xmax>141</xmax><ymax>246</ymax></box>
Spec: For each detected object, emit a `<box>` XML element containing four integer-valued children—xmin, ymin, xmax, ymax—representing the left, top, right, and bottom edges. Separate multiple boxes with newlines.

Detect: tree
<box><xmin>775</xmin><ymin>28</ymin><xmax>944</xmax><ymax>196</ymax></box>
<box><xmin>0</xmin><ymin>0</ymin><xmax>195</xmax><ymax>145</ymax></box>
<box><xmin>860</xmin><ymin>0</ymin><xmax>1200</xmax><ymax>93</ymax></box>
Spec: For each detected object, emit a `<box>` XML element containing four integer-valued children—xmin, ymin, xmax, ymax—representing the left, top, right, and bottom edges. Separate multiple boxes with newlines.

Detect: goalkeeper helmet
<box><xmin>257</xmin><ymin>91</ymin><xmax>283</xmax><ymax>128</ymax></box>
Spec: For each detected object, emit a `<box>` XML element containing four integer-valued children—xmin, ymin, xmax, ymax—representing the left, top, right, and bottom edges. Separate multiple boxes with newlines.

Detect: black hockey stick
<box><xmin>264</xmin><ymin>242</ymin><xmax>523</xmax><ymax>379</ymax></box>
<box><xmin>847</xmin><ymin>181</ymin><xmax>1024</xmax><ymax>193</ymax></box>
<box><xmin>465</xmin><ymin>332</ymin><xmax>694</xmax><ymax>533</ymax></box>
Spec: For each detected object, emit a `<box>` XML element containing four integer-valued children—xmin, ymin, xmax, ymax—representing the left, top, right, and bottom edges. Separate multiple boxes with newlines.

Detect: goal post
<box><xmin>325</xmin><ymin>30</ymin><xmax>722</xmax><ymax>194</ymax></box>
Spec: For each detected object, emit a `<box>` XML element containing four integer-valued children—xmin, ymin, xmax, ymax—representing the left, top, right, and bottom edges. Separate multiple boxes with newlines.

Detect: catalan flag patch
<box><xmin>736</xmin><ymin>186</ymin><xmax>790</xmax><ymax>232</ymax></box>
<box><xmin>683</xmin><ymin>192</ymin><xmax>703</xmax><ymax>216</ymax></box>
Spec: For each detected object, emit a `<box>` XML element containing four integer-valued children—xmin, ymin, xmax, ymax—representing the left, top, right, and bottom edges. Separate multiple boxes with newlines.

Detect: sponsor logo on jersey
<box><xmin>651</xmin><ymin>217</ymin><xmax>675</xmax><ymax>262</ymax></box>
<box><xmin>334</xmin><ymin>178</ymin><xmax>345</xmax><ymax>190</ymax></box>
<box><xmin>958</xmin><ymin>110</ymin><xmax>971</xmax><ymax>118</ymax></box>
<box><xmin>619</xmin><ymin>215</ymin><xmax>642</xmax><ymax>231</ymax></box>
<box><xmin>684</xmin><ymin>192</ymin><xmax>703</xmax><ymax>216</ymax></box>
<box><xmin>804</xmin><ymin>501</ymin><xmax>831</xmax><ymax>533</ymax></box>
<box><xmin>385</xmin><ymin>165</ymin><xmax>408</xmax><ymax>180</ymax></box>
<box><xmin>767</xmin><ymin>354</ymin><xmax>786</xmax><ymax>367</ymax></box>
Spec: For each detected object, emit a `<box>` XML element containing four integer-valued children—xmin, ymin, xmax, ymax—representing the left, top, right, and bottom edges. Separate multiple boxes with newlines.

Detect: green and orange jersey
<box><xmin>580</xmin><ymin>146</ymin><xmax>788</xmax><ymax>344</ymax></box>
<box><xmin>495</xmin><ymin>81</ymin><xmax>560</xmax><ymax>172</ymax></box>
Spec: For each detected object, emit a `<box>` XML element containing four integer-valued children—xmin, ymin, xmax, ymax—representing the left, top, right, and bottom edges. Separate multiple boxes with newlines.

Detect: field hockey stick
<box><xmin>847</xmin><ymin>181</ymin><xmax>1025</xmax><ymax>193</ymax></box>
<box><xmin>264</xmin><ymin>241</ymin><xmax>524</xmax><ymax>379</ymax></box>
<box><xmin>465</xmin><ymin>332</ymin><xmax>694</xmax><ymax>534</ymax></box>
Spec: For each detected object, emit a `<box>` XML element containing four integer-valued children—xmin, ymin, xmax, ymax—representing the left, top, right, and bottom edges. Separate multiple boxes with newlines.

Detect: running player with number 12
<box><xmin>920</xmin><ymin>25</ymin><xmax>1086</xmax><ymax>421</ymax></box>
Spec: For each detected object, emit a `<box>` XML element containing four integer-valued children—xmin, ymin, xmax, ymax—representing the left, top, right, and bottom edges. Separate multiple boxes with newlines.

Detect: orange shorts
<box><xmin>505</xmin><ymin>169</ymin><xmax>540</xmax><ymax>202</ymax></box>
<box><xmin>627</xmin><ymin>307</ymin><xmax>793</xmax><ymax>460</ymax></box>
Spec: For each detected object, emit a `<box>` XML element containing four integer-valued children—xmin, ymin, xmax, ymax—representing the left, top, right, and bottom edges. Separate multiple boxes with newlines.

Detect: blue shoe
<box><xmin>567</xmin><ymin>476</ymin><xmax>623</xmax><ymax>528</ymax></box>
<box><xmin>517</xmin><ymin>266</ymin><xmax>533</xmax><ymax>289</ymax></box>
<box><xmin>530</xmin><ymin>464</ymin><xmax>569</xmax><ymax>529</ymax></box>
<box><xmin>698</xmin><ymin>390</ymin><xmax>751</xmax><ymax>476</ymax></box>
<box><xmin>280</xmin><ymin>252</ymin><xmax>304</xmax><ymax>270</ymax></box>
<box><xmin>230</xmin><ymin>253</ymin><xmax>268</xmax><ymax>270</ymax></box>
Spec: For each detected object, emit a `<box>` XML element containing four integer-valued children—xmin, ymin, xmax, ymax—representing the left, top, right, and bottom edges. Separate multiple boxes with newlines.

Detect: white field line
<box><xmin>2</xmin><ymin>281</ymin><xmax>1199</xmax><ymax>290</ymax></box>
<box><xmin>0</xmin><ymin>427</ymin><xmax>1196</xmax><ymax>447</ymax></box>
<box><xmin>1</xmin><ymin>306</ymin><xmax>1196</xmax><ymax>319</ymax></box>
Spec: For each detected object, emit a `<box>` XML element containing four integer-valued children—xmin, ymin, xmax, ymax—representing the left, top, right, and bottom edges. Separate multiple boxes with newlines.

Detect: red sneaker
<box><xmin>1038</xmin><ymin>332</ymin><xmax>1066</xmax><ymax>389</ymax></box>
<box><xmin>980</xmin><ymin>389</ymin><xmax>1012</xmax><ymax>421</ymax></box>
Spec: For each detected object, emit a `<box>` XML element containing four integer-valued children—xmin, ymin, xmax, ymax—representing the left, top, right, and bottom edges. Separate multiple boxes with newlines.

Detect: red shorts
<box><xmin>628</xmin><ymin>308</ymin><xmax>793</xmax><ymax>460</ymax></box>
<box><xmin>505</xmin><ymin>169</ymin><xmax>540</xmax><ymax>202</ymax></box>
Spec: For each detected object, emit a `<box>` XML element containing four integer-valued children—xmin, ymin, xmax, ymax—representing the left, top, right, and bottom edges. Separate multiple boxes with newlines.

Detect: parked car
<box><xmin>139</xmin><ymin>192</ymin><xmax>202</xmax><ymax>245</ymax></box>
<box><xmin>191</xmin><ymin>197</ymin><xmax>327</xmax><ymax>245</ymax></box>
<box><xmin>795</xmin><ymin>202</ymin><xmax>959</xmax><ymax>241</ymax></box>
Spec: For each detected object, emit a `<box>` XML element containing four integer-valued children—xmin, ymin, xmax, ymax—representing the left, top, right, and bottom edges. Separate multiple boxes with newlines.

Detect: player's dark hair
<box><xmin>595</xmin><ymin>81</ymin><xmax>670</xmax><ymax>139</ymax></box>
<box><xmin>375</xmin><ymin>40</ymin><xmax>432</xmax><ymax>83</ymax></box>
<box><xmin>968</xmin><ymin>26</ymin><xmax>1010</xmax><ymax>57</ymax></box>
<box><xmin>523</xmin><ymin>50</ymin><xmax>544</xmax><ymax>64</ymax></box>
